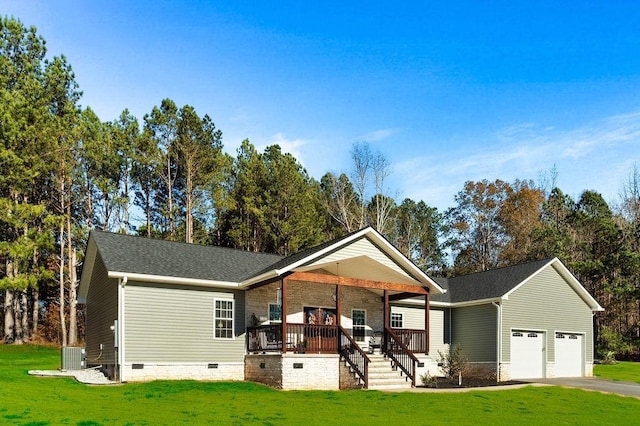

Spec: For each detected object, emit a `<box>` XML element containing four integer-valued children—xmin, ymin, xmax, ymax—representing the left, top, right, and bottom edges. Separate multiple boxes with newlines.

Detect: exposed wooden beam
<box><xmin>286</xmin><ymin>271</ymin><xmax>429</xmax><ymax>295</ymax></box>
<box><xmin>388</xmin><ymin>291</ymin><xmax>429</xmax><ymax>302</ymax></box>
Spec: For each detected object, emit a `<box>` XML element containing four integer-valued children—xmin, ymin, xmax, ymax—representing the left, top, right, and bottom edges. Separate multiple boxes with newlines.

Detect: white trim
<box><xmin>213</xmin><ymin>298</ymin><xmax>235</xmax><ymax>340</ymax></box>
<box><xmin>503</xmin><ymin>258</ymin><xmax>603</xmax><ymax>312</ymax></box>
<box><xmin>399</xmin><ymin>296</ymin><xmax>503</xmax><ymax>308</ymax></box>
<box><xmin>77</xmin><ymin>237</ymin><xmax>98</xmax><ymax>303</ymax></box>
<box><xmin>351</xmin><ymin>308</ymin><xmax>367</xmax><ymax>342</ymax></box>
<box><xmin>239</xmin><ymin>227</ymin><xmax>445</xmax><ymax>294</ymax></box>
<box><xmin>509</xmin><ymin>327</ymin><xmax>547</xmax><ymax>379</ymax></box>
<box><xmin>553</xmin><ymin>329</ymin><xmax>586</xmax><ymax>377</ymax></box>
<box><xmin>268</xmin><ymin>303</ymin><xmax>282</xmax><ymax>323</ymax></box>
<box><xmin>510</xmin><ymin>327</ymin><xmax>547</xmax><ymax>334</ymax></box>
<box><xmin>554</xmin><ymin>330</ymin><xmax>586</xmax><ymax>336</ymax></box>
<box><xmin>107</xmin><ymin>271</ymin><xmax>240</xmax><ymax>289</ymax></box>
<box><xmin>390</xmin><ymin>311</ymin><xmax>403</xmax><ymax>328</ymax></box>
<box><xmin>117</xmin><ymin>277</ymin><xmax>126</xmax><ymax>382</ymax></box>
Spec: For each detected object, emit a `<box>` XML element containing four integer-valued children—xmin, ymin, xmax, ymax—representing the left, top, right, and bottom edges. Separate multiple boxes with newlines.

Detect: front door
<box><xmin>304</xmin><ymin>307</ymin><xmax>337</xmax><ymax>352</ymax></box>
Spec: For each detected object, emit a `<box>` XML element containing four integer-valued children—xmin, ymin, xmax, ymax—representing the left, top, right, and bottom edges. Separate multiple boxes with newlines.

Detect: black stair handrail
<box><xmin>338</xmin><ymin>325</ymin><xmax>370</xmax><ymax>389</ymax></box>
<box><xmin>384</xmin><ymin>326</ymin><xmax>418</xmax><ymax>387</ymax></box>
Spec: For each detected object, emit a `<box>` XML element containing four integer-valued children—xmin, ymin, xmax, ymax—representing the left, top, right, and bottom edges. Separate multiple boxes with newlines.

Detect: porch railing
<box><xmin>392</xmin><ymin>328</ymin><xmax>428</xmax><ymax>354</ymax></box>
<box><xmin>338</xmin><ymin>325</ymin><xmax>370</xmax><ymax>389</ymax></box>
<box><xmin>247</xmin><ymin>323</ymin><xmax>338</xmax><ymax>354</ymax></box>
<box><xmin>384</xmin><ymin>326</ymin><xmax>419</xmax><ymax>387</ymax></box>
<box><xmin>287</xmin><ymin>323</ymin><xmax>338</xmax><ymax>353</ymax></box>
<box><xmin>247</xmin><ymin>324</ymin><xmax>282</xmax><ymax>353</ymax></box>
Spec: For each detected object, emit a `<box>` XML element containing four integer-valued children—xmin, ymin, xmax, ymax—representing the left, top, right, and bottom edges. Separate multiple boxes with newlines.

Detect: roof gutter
<box><xmin>239</xmin><ymin>270</ymin><xmax>281</xmax><ymax>288</ymax></box>
<box><xmin>400</xmin><ymin>296</ymin><xmax>505</xmax><ymax>308</ymax></box>
<box><xmin>107</xmin><ymin>271</ymin><xmax>240</xmax><ymax>289</ymax></box>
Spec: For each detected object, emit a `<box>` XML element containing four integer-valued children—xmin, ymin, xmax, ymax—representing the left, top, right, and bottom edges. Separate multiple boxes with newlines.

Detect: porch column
<box><xmin>282</xmin><ymin>278</ymin><xmax>288</xmax><ymax>353</ymax></box>
<box><xmin>425</xmin><ymin>293</ymin><xmax>430</xmax><ymax>355</ymax></box>
<box><xmin>383</xmin><ymin>290</ymin><xmax>389</xmax><ymax>349</ymax></box>
<box><xmin>335</xmin><ymin>284</ymin><xmax>342</xmax><ymax>326</ymax></box>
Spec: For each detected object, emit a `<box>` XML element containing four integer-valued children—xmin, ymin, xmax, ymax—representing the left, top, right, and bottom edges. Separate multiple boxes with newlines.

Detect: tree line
<box><xmin>1</xmin><ymin>17</ymin><xmax>638</xmax><ymax>359</ymax></box>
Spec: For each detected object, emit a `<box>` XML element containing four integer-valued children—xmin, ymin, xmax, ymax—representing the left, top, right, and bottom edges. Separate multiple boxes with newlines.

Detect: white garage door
<box><xmin>555</xmin><ymin>333</ymin><xmax>583</xmax><ymax>377</ymax></box>
<box><xmin>511</xmin><ymin>330</ymin><xmax>545</xmax><ymax>379</ymax></box>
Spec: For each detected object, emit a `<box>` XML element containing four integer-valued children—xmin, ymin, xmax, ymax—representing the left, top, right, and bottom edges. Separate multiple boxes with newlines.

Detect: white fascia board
<box><xmin>239</xmin><ymin>227</ymin><xmax>446</xmax><ymax>294</ymax></box>
<box><xmin>239</xmin><ymin>270</ymin><xmax>280</xmax><ymax>288</ymax></box>
<box><xmin>365</xmin><ymin>229</ymin><xmax>446</xmax><ymax>294</ymax></box>
<box><xmin>552</xmin><ymin>258</ymin><xmax>605</xmax><ymax>312</ymax></box>
<box><xmin>77</xmin><ymin>237</ymin><xmax>97</xmax><ymax>304</ymax></box>
<box><xmin>239</xmin><ymin>228</ymin><xmax>372</xmax><ymax>288</ymax></box>
<box><xmin>107</xmin><ymin>271</ymin><xmax>240</xmax><ymax>289</ymax></box>
<box><xmin>502</xmin><ymin>258</ymin><xmax>556</xmax><ymax>300</ymax></box>
<box><xmin>502</xmin><ymin>257</ymin><xmax>604</xmax><ymax>312</ymax></box>
<box><xmin>449</xmin><ymin>297</ymin><xmax>505</xmax><ymax>308</ymax></box>
<box><xmin>393</xmin><ymin>296</ymin><xmax>503</xmax><ymax>308</ymax></box>
<box><xmin>282</xmin><ymin>228</ymin><xmax>372</xmax><ymax>272</ymax></box>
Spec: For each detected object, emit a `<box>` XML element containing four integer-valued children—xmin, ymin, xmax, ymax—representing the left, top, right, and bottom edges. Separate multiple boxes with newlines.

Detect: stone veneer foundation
<box><xmin>121</xmin><ymin>362</ymin><xmax>244</xmax><ymax>382</ymax></box>
<box><xmin>245</xmin><ymin>354</ymin><xmax>341</xmax><ymax>390</ymax></box>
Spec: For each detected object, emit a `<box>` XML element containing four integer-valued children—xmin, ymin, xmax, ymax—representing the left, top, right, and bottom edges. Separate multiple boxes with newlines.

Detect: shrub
<box><xmin>420</xmin><ymin>371</ymin><xmax>438</xmax><ymax>388</ymax></box>
<box><xmin>438</xmin><ymin>344</ymin><xmax>468</xmax><ymax>379</ymax></box>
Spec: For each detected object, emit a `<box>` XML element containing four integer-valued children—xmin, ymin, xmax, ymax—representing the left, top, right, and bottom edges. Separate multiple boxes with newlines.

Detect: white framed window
<box><xmin>214</xmin><ymin>299</ymin><xmax>234</xmax><ymax>339</ymax></box>
<box><xmin>352</xmin><ymin>309</ymin><xmax>366</xmax><ymax>342</ymax></box>
<box><xmin>268</xmin><ymin>303</ymin><xmax>282</xmax><ymax>323</ymax></box>
<box><xmin>390</xmin><ymin>312</ymin><xmax>403</xmax><ymax>328</ymax></box>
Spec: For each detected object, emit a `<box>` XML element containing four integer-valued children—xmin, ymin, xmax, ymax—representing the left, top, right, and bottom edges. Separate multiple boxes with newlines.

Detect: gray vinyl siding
<box><xmin>452</xmin><ymin>304</ymin><xmax>497</xmax><ymax>362</ymax></box>
<box><xmin>124</xmin><ymin>283</ymin><xmax>246</xmax><ymax>363</ymax></box>
<box><xmin>390</xmin><ymin>305</ymin><xmax>449</xmax><ymax>356</ymax></box>
<box><xmin>85</xmin><ymin>254</ymin><xmax>119</xmax><ymax>366</ymax></box>
<box><xmin>429</xmin><ymin>308</ymin><xmax>450</xmax><ymax>356</ymax></box>
<box><xmin>391</xmin><ymin>305</ymin><xmax>426</xmax><ymax>329</ymax></box>
<box><xmin>502</xmin><ymin>265</ymin><xmax>594</xmax><ymax>363</ymax></box>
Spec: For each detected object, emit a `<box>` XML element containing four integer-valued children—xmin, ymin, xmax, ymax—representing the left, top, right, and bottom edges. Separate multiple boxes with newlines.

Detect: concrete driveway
<box><xmin>527</xmin><ymin>377</ymin><xmax>640</xmax><ymax>398</ymax></box>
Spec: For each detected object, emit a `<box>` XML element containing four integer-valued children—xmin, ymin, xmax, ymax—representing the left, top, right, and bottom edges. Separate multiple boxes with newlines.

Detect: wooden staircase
<box><xmin>366</xmin><ymin>354</ymin><xmax>413</xmax><ymax>390</ymax></box>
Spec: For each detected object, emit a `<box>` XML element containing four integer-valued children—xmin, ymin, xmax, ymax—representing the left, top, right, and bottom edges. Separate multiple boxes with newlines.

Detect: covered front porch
<box><xmin>244</xmin><ymin>270</ymin><xmax>432</xmax><ymax>389</ymax></box>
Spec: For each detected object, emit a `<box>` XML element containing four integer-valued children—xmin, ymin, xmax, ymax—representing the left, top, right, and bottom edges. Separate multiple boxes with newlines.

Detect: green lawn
<box><xmin>1</xmin><ymin>345</ymin><xmax>639</xmax><ymax>425</ymax></box>
<box><xmin>595</xmin><ymin>361</ymin><xmax>640</xmax><ymax>384</ymax></box>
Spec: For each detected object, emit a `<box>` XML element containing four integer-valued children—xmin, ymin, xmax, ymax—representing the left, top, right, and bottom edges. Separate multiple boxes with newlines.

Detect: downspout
<box><xmin>118</xmin><ymin>276</ymin><xmax>128</xmax><ymax>383</ymax></box>
<box><xmin>492</xmin><ymin>302</ymin><xmax>501</xmax><ymax>382</ymax></box>
<box><xmin>448</xmin><ymin>307</ymin><xmax>452</xmax><ymax>348</ymax></box>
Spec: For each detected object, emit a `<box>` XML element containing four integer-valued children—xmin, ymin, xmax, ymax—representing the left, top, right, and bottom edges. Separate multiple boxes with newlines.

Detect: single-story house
<box><xmin>78</xmin><ymin>227</ymin><xmax>602</xmax><ymax>390</ymax></box>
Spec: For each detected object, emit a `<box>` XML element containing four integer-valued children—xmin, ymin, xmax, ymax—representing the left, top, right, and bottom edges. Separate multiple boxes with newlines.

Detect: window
<box><xmin>268</xmin><ymin>303</ymin><xmax>282</xmax><ymax>323</ymax></box>
<box><xmin>352</xmin><ymin>309</ymin><xmax>366</xmax><ymax>342</ymax></box>
<box><xmin>391</xmin><ymin>312</ymin><xmax>403</xmax><ymax>328</ymax></box>
<box><xmin>214</xmin><ymin>299</ymin><xmax>234</xmax><ymax>339</ymax></box>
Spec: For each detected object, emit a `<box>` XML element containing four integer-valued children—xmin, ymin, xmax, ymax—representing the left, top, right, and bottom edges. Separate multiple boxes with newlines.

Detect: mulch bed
<box><xmin>421</xmin><ymin>377</ymin><xmax>527</xmax><ymax>388</ymax></box>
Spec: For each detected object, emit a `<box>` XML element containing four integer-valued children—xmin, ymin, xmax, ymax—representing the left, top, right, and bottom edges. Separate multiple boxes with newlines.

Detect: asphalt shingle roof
<box><xmin>91</xmin><ymin>230</ymin><xmax>284</xmax><ymax>283</ymax></box>
<box><xmin>430</xmin><ymin>258</ymin><xmax>554</xmax><ymax>303</ymax></box>
<box><xmin>90</xmin><ymin>230</ymin><xmax>555</xmax><ymax>304</ymax></box>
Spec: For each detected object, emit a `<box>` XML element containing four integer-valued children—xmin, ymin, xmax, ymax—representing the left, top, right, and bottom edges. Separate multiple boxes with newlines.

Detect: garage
<box><xmin>555</xmin><ymin>332</ymin><xmax>583</xmax><ymax>377</ymax></box>
<box><xmin>510</xmin><ymin>330</ymin><xmax>545</xmax><ymax>379</ymax></box>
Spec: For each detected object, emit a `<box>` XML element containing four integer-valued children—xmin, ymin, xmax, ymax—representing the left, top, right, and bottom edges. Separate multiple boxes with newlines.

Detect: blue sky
<box><xmin>4</xmin><ymin>1</ymin><xmax>640</xmax><ymax>211</ymax></box>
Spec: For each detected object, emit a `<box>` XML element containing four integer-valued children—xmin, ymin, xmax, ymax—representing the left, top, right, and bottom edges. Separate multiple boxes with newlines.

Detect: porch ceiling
<box><xmin>293</xmin><ymin>256</ymin><xmax>430</xmax><ymax>294</ymax></box>
<box><xmin>291</xmin><ymin>256</ymin><xmax>428</xmax><ymax>295</ymax></box>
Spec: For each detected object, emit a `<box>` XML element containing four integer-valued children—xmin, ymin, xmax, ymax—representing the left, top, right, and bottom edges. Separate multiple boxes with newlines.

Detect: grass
<box><xmin>595</xmin><ymin>361</ymin><xmax>640</xmax><ymax>384</ymax></box>
<box><xmin>1</xmin><ymin>345</ymin><xmax>639</xmax><ymax>425</ymax></box>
